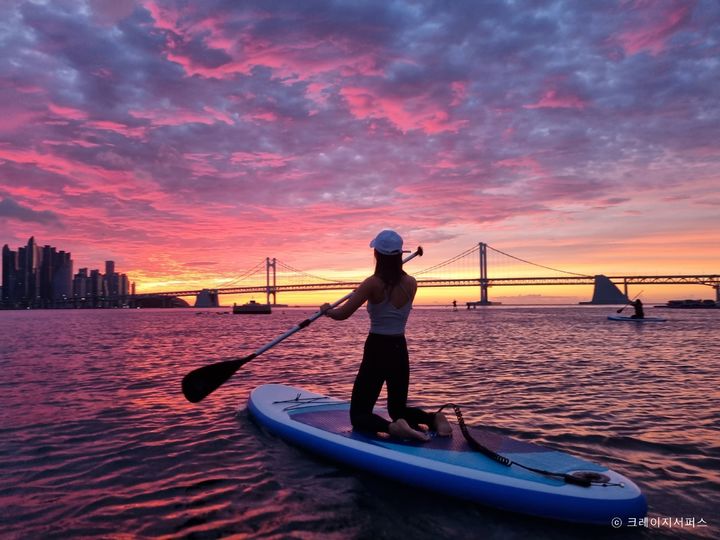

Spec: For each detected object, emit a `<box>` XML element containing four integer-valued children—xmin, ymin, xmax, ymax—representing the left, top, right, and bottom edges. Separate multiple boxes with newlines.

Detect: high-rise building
<box><xmin>105</xmin><ymin>260</ymin><xmax>119</xmax><ymax>297</ymax></box>
<box><xmin>120</xmin><ymin>274</ymin><xmax>129</xmax><ymax>297</ymax></box>
<box><xmin>89</xmin><ymin>269</ymin><xmax>104</xmax><ymax>298</ymax></box>
<box><xmin>53</xmin><ymin>251</ymin><xmax>73</xmax><ymax>301</ymax></box>
<box><xmin>21</xmin><ymin>237</ymin><xmax>41</xmax><ymax>304</ymax></box>
<box><xmin>1</xmin><ymin>244</ymin><xmax>18</xmax><ymax>306</ymax></box>
<box><xmin>38</xmin><ymin>245</ymin><xmax>74</xmax><ymax>306</ymax></box>
<box><xmin>73</xmin><ymin>268</ymin><xmax>89</xmax><ymax>300</ymax></box>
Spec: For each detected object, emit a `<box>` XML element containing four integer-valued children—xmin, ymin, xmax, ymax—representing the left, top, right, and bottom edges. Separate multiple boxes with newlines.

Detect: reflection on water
<box><xmin>0</xmin><ymin>307</ymin><xmax>717</xmax><ymax>539</ymax></box>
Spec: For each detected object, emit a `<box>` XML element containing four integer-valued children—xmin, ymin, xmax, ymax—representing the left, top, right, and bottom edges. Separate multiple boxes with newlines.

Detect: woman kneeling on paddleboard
<box><xmin>321</xmin><ymin>230</ymin><xmax>451</xmax><ymax>442</ymax></box>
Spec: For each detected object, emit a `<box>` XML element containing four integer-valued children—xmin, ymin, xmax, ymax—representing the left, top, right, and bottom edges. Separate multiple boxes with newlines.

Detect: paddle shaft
<box><xmin>617</xmin><ymin>289</ymin><xmax>644</xmax><ymax>313</ymax></box>
<box><xmin>182</xmin><ymin>247</ymin><xmax>423</xmax><ymax>402</ymax></box>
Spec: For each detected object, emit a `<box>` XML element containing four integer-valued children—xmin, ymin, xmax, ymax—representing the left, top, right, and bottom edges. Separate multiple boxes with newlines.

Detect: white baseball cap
<box><xmin>369</xmin><ymin>230</ymin><xmax>409</xmax><ymax>255</ymax></box>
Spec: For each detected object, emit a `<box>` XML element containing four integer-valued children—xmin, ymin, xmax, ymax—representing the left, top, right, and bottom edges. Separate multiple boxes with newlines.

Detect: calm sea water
<box><xmin>0</xmin><ymin>306</ymin><xmax>717</xmax><ymax>539</ymax></box>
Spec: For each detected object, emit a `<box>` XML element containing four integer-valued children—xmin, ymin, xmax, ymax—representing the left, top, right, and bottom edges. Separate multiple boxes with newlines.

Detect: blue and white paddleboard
<box><xmin>608</xmin><ymin>315</ymin><xmax>667</xmax><ymax>322</ymax></box>
<box><xmin>248</xmin><ymin>384</ymin><xmax>647</xmax><ymax>525</ymax></box>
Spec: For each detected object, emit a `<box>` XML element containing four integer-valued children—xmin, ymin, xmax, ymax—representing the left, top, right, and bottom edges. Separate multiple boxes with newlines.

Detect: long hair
<box><xmin>373</xmin><ymin>251</ymin><xmax>406</xmax><ymax>292</ymax></box>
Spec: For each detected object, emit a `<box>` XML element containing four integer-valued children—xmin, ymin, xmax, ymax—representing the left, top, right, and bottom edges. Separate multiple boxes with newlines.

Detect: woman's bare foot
<box><xmin>434</xmin><ymin>412</ymin><xmax>452</xmax><ymax>437</ymax></box>
<box><xmin>389</xmin><ymin>419</ymin><xmax>430</xmax><ymax>442</ymax></box>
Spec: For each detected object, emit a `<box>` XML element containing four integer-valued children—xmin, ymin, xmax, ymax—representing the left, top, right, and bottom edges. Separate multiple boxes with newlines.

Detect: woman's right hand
<box><xmin>320</xmin><ymin>303</ymin><xmax>332</xmax><ymax>316</ymax></box>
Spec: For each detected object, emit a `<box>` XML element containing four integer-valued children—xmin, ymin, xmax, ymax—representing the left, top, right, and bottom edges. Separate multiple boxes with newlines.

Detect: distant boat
<box><xmin>660</xmin><ymin>299</ymin><xmax>717</xmax><ymax>309</ymax></box>
<box><xmin>233</xmin><ymin>300</ymin><xmax>272</xmax><ymax>314</ymax></box>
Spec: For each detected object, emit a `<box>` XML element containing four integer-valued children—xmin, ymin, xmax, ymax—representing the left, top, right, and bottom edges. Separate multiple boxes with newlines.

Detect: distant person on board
<box><xmin>631</xmin><ymin>299</ymin><xmax>645</xmax><ymax>319</ymax></box>
<box><xmin>321</xmin><ymin>230</ymin><xmax>452</xmax><ymax>442</ymax></box>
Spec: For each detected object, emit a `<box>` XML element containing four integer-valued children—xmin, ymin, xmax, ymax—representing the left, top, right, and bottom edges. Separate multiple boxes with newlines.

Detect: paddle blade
<box><xmin>182</xmin><ymin>355</ymin><xmax>254</xmax><ymax>403</ymax></box>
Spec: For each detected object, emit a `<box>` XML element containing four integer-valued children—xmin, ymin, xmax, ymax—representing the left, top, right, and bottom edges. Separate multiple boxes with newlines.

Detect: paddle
<box><xmin>182</xmin><ymin>246</ymin><xmax>424</xmax><ymax>403</ymax></box>
<box><xmin>616</xmin><ymin>289</ymin><xmax>644</xmax><ymax>314</ymax></box>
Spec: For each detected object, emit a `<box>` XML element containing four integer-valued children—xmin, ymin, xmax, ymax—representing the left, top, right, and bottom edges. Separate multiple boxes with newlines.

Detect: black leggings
<box><xmin>350</xmin><ymin>333</ymin><xmax>435</xmax><ymax>434</ymax></box>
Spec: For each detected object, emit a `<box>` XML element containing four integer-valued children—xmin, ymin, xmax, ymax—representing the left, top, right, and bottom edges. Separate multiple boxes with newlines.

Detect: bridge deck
<box><xmin>137</xmin><ymin>274</ymin><xmax>719</xmax><ymax>298</ymax></box>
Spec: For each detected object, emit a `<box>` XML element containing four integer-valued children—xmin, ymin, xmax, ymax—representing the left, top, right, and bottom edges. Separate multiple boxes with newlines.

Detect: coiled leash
<box><xmin>436</xmin><ymin>404</ymin><xmax>624</xmax><ymax>488</ymax></box>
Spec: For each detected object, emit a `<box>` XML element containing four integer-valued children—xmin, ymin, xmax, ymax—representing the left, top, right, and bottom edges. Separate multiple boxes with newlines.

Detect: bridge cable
<box><xmin>486</xmin><ymin>245</ymin><xmax>592</xmax><ymax>277</ymax></box>
<box><xmin>415</xmin><ymin>245</ymin><xmax>480</xmax><ymax>276</ymax></box>
<box><xmin>275</xmin><ymin>260</ymin><xmax>350</xmax><ymax>284</ymax></box>
<box><xmin>215</xmin><ymin>259</ymin><xmax>267</xmax><ymax>288</ymax></box>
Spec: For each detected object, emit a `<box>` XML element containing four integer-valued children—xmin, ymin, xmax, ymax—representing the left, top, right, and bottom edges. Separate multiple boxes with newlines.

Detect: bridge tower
<box><xmin>266</xmin><ymin>257</ymin><xmax>277</xmax><ymax>305</ymax></box>
<box><xmin>467</xmin><ymin>242</ymin><xmax>494</xmax><ymax>308</ymax></box>
<box><xmin>479</xmin><ymin>242</ymin><xmax>490</xmax><ymax>304</ymax></box>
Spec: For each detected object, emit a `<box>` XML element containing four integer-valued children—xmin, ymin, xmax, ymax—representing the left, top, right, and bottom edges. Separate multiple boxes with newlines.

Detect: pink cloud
<box><xmin>144</xmin><ymin>3</ymin><xmax>385</xmax><ymax>82</ymax></box>
<box><xmin>42</xmin><ymin>139</ymin><xmax>101</xmax><ymax>148</ymax></box>
<box><xmin>0</xmin><ymin>146</ymin><xmax>144</xmax><ymax>194</ymax></box>
<box><xmin>523</xmin><ymin>89</ymin><xmax>587</xmax><ymax>110</ymax></box>
<box><xmin>341</xmin><ymin>86</ymin><xmax>467</xmax><ymax>134</ymax></box>
<box><xmin>496</xmin><ymin>156</ymin><xmax>547</xmax><ymax>176</ymax></box>
<box><xmin>15</xmin><ymin>85</ymin><xmax>44</xmax><ymax>94</ymax></box>
<box><xmin>129</xmin><ymin>107</ymin><xmax>233</xmax><ymax>127</ymax></box>
<box><xmin>230</xmin><ymin>152</ymin><xmax>290</xmax><ymax>168</ymax></box>
<box><xmin>614</xmin><ymin>1</ymin><xmax>694</xmax><ymax>56</ymax></box>
<box><xmin>48</xmin><ymin>103</ymin><xmax>89</xmax><ymax>121</ymax></box>
<box><xmin>144</xmin><ymin>0</ymin><xmax>179</xmax><ymax>33</ymax></box>
<box><xmin>243</xmin><ymin>111</ymin><xmax>278</xmax><ymax>122</ymax></box>
<box><xmin>450</xmin><ymin>81</ymin><xmax>468</xmax><ymax>106</ymax></box>
<box><xmin>0</xmin><ymin>108</ymin><xmax>41</xmax><ymax>133</ymax></box>
<box><xmin>85</xmin><ymin>120</ymin><xmax>147</xmax><ymax>139</ymax></box>
<box><xmin>163</xmin><ymin>41</ymin><xmax>381</xmax><ymax>82</ymax></box>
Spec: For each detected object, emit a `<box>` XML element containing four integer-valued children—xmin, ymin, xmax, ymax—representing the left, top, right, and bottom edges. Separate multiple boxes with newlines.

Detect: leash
<box><xmin>436</xmin><ymin>404</ymin><xmax>624</xmax><ymax>488</ymax></box>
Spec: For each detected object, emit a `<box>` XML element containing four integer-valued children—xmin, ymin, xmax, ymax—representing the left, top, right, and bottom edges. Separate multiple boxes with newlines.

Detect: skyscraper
<box><xmin>1</xmin><ymin>244</ymin><xmax>18</xmax><ymax>306</ymax></box>
<box><xmin>105</xmin><ymin>260</ymin><xmax>119</xmax><ymax>297</ymax></box>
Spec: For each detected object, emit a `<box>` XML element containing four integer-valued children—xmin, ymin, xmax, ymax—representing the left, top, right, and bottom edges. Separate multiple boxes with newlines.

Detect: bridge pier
<box><xmin>195</xmin><ymin>289</ymin><xmax>219</xmax><ymax>308</ymax></box>
<box><xmin>580</xmin><ymin>275</ymin><xmax>629</xmax><ymax>304</ymax></box>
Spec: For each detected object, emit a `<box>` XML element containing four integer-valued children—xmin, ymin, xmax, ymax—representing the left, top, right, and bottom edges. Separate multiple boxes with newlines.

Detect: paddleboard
<box><xmin>248</xmin><ymin>383</ymin><xmax>647</xmax><ymax>525</ymax></box>
<box><xmin>607</xmin><ymin>315</ymin><xmax>667</xmax><ymax>322</ymax></box>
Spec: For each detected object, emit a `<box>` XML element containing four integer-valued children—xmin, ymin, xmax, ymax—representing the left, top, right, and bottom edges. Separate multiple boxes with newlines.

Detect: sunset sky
<box><xmin>1</xmin><ymin>0</ymin><xmax>718</xmax><ymax>305</ymax></box>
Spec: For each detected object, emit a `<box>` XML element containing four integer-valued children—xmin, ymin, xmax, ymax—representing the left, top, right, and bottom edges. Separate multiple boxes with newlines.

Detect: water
<box><xmin>0</xmin><ymin>306</ymin><xmax>717</xmax><ymax>539</ymax></box>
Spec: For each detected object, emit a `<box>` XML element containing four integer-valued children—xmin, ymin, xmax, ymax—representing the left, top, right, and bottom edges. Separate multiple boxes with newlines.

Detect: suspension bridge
<box><xmin>134</xmin><ymin>243</ymin><xmax>720</xmax><ymax>307</ymax></box>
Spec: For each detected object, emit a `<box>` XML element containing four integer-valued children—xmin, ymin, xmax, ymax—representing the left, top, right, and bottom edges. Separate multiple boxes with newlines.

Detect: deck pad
<box><xmin>290</xmin><ymin>405</ymin><xmax>606</xmax><ymax>484</ymax></box>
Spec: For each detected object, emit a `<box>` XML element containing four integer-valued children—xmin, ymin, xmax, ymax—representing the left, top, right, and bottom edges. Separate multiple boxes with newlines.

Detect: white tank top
<box><xmin>367</xmin><ymin>284</ymin><xmax>412</xmax><ymax>335</ymax></box>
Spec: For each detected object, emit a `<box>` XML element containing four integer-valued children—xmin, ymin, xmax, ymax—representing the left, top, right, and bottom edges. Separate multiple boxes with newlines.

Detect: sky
<box><xmin>1</xmin><ymin>0</ymin><xmax>719</xmax><ymax>304</ymax></box>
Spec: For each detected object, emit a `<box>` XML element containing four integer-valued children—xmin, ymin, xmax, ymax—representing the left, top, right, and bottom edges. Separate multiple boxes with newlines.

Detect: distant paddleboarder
<box><xmin>630</xmin><ymin>299</ymin><xmax>645</xmax><ymax>319</ymax></box>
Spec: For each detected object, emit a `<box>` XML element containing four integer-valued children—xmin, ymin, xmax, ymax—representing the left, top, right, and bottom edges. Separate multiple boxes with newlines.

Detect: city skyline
<box><xmin>1</xmin><ymin>1</ymin><xmax>719</xmax><ymax>304</ymax></box>
<box><xmin>1</xmin><ymin>236</ymin><xmax>132</xmax><ymax>308</ymax></box>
